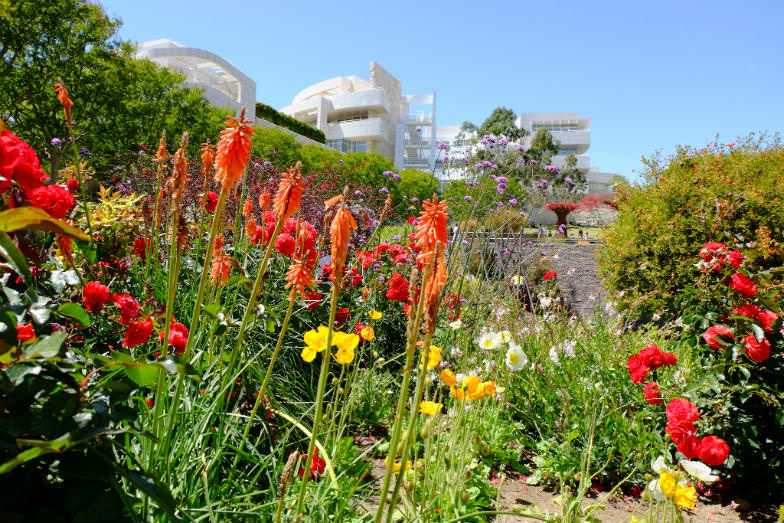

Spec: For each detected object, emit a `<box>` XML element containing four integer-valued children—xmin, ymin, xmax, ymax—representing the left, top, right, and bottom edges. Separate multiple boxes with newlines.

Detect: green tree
<box><xmin>251</xmin><ymin>126</ymin><xmax>304</xmax><ymax>169</ymax></box>
<box><xmin>0</xmin><ymin>0</ymin><xmax>226</xmax><ymax>177</ymax></box>
<box><xmin>478</xmin><ymin>107</ymin><xmax>525</xmax><ymax>141</ymax></box>
<box><xmin>526</xmin><ymin>127</ymin><xmax>560</xmax><ymax>162</ymax></box>
<box><xmin>397</xmin><ymin>168</ymin><xmax>439</xmax><ymax>210</ymax></box>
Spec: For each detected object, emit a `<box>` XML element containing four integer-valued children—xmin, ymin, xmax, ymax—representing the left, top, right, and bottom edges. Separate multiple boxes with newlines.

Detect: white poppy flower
<box><xmin>498</xmin><ymin>330</ymin><xmax>512</xmax><ymax>343</ymax></box>
<box><xmin>548</xmin><ymin>346</ymin><xmax>560</xmax><ymax>365</ymax></box>
<box><xmin>477</xmin><ymin>331</ymin><xmax>501</xmax><ymax>350</ymax></box>
<box><xmin>448</xmin><ymin>319</ymin><xmax>463</xmax><ymax>330</ymax></box>
<box><xmin>680</xmin><ymin>460</ymin><xmax>719</xmax><ymax>483</ymax></box>
<box><xmin>505</xmin><ymin>343</ymin><xmax>528</xmax><ymax>371</ymax></box>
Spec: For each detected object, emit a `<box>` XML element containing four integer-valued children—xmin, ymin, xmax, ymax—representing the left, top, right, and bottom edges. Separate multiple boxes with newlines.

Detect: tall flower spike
<box><xmin>423</xmin><ymin>244</ymin><xmax>447</xmax><ymax>334</ymax></box>
<box><xmin>54</xmin><ymin>80</ymin><xmax>73</xmax><ymax>128</ymax></box>
<box><xmin>329</xmin><ymin>191</ymin><xmax>357</xmax><ymax>286</ymax></box>
<box><xmin>155</xmin><ymin>130</ymin><xmax>168</xmax><ymax>164</ymax></box>
<box><xmin>200</xmin><ymin>140</ymin><xmax>215</xmax><ymax>177</ymax></box>
<box><xmin>211</xmin><ymin>235</ymin><xmax>232</xmax><ymax>286</ymax></box>
<box><xmin>274</xmin><ymin>162</ymin><xmax>304</xmax><ymax>221</ymax></box>
<box><xmin>415</xmin><ymin>195</ymin><xmax>449</xmax><ymax>262</ymax></box>
<box><xmin>214</xmin><ymin>107</ymin><xmax>254</xmax><ymax>191</ymax></box>
<box><xmin>168</xmin><ymin>132</ymin><xmax>189</xmax><ymax>208</ymax></box>
<box><xmin>285</xmin><ymin>259</ymin><xmax>314</xmax><ymax>300</ymax></box>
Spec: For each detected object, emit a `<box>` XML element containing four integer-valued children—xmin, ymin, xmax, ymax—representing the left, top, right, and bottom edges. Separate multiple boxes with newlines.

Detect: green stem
<box><xmin>146</xmin><ymin>161</ymin><xmax>165</xmax><ymax>282</ymax></box>
<box><xmin>232</xmin><ymin>297</ymin><xmax>295</xmax><ymax>470</ymax></box>
<box><xmin>294</xmin><ymin>279</ymin><xmax>340</xmax><ymax>515</ymax></box>
<box><xmin>64</xmin><ymin>122</ymin><xmax>94</xmax><ymax>246</ymax></box>
<box><xmin>220</xmin><ymin>219</ymin><xmax>284</xmax><ymax>398</ymax></box>
<box><xmin>385</xmin><ymin>328</ymin><xmax>435</xmax><ymax>523</ymax></box>
<box><xmin>373</xmin><ymin>266</ymin><xmax>431</xmax><ymax>523</ymax></box>
<box><xmin>184</xmin><ymin>188</ymin><xmax>229</xmax><ymax>359</ymax></box>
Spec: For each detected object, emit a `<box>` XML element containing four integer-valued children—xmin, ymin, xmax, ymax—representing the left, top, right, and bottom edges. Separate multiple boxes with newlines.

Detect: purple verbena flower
<box><xmin>51</xmin><ymin>138</ymin><xmax>62</xmax><ymax>147</ymax></box>
<box><xmin>438</xmin><ymin>141</ymin><xmax>448</xmax><ymax>150</ymax></box>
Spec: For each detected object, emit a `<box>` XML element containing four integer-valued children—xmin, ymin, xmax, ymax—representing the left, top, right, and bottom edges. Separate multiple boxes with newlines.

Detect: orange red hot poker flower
<box><xmin>327</xmin><ymin>194</ymin><xmax>357</xmax><ymax>285</ymax></box>
<box><xmin>54</xmin><ymin>81</ymin><xmax>74</xmax><ymax>128</ymax></box>
<box><xmin>214</xmin><ymin>107</ymin><xmax>254</xmax><ymax>191</ymax></box>
<box><xmin>274</xmin><ymin>162</ymin><xmax>304</xmax><ymax>222</ymax></box>
<box><xmin>415</xmin><ymin>195</ymin><xmax>449</xmax><ymax>262</ymax></box>
<box><xmin>285</xmin><ymin>259</ymin><xmax>314</xmax><ymax>300</ymax></box>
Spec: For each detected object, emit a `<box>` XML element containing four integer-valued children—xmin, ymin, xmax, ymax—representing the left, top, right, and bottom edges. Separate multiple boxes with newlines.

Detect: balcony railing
<box><xmin>406</xmin><ymin>111</ymin><xmax>433</xmax><ymax>123</ymax></box>
<box><xmin>404</xmin><ymin>138</ymin><xmax>431</xmax><ymax>147</ymax></box>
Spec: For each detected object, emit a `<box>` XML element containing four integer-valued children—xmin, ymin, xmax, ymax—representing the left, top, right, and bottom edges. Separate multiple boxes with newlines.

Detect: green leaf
<box><xmin>123</xmin><ymin>362</ymin><xmax>161</xmax><ymax>387</ymax></box>
<box><xmin>58</xmin><ymin>303</ymin><xmax>91</xmax><ymax>327</ymax></box>
<box><xmin>225</xmin><ymin>274</ymin><xmax>251</xmax><ymax>287</ymax></box>
<box><xmin>751</xmin><ymin>323</ymin><xmax>765</xmax><ymax>343</ymax></box>
<box><xmin>23</xmin><ymin>331</ymin><xmax>67</xmax><ymax>359</ymax></box>
<box><xmin>75</xmin><ymin>240</ymin><xmax>97</xmax><ymax>263</ymax></box>
<box><xmin>0</xmin><ymin>207</ymin><xmax>89</xmax><ymax>241</ymax></box>
<box><xmin>0</xmin><ymin>232</ymin><xmax>32</xmax><ymax>288</ymax></box>
<box><xmin>202</xmin><ymin>304</ymin><xmax>221</xmax><ymax>318</ymax></box>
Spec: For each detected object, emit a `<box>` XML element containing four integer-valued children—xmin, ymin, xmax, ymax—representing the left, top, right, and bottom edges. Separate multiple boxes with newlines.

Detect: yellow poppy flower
<box><xmin>360</xmin><ymin>325</ymin><xmax>375</xmax><ymax>341</ymax></box>
<box><xmin>658</xmin><ymin>471</ymin><xmax>677</xmax><ymax>499</ymax></box>
<box><xmin>479</xmin><ymin>381</ymin><xmax>496</xmax><ymax>396</ymax></box>
<box><xmin>464</xmin><ymin>376</ymin><xmax>481</xmax><ymax>395</ymax></box>
<box><xmin>384</xmin><ymin>457</ymin><xmax>411</xmax><ymax>473</ymax></box>
<box><xmin>672</xmin><ymin>484</ymin><xmax>697</xmax><ymax>510</ymax></box>
<box><xmin>368</xmin><ymin>310</ymin><xmax>383</xmax><ymax>320</ymax></box>
<box><xmin>450</xmin><ymin>386</ymin><xmax>464</xmax><ymax>400</ymax></box>
<box><xmin>440</xmin><ymin>369</ymin><xmax>456</xmax><ymax>387</ymax></box>
<box><xmin>301</xmin><ymin>346</ymin><xmax>318</xmax><ymax>362</ymax></box>
<box><xmin>333</xmin><ymin>332</ymin><xmax>359</xmax><ymax>352</ymax></box>
<box><xmin>420</xmin><ymin>345</ymin><xmax>442</xmax><ymax>370</ymax></box>
<box><xmin>419</xmin><ymin>401</ymin><xmax>443</xmax><ymax>416</ymax></box>
<box><xmin>333</xmin><ymin>346</ymin><xmax>354</xmax><ymax>365</ymax></box>
<box><xmin>303</xmin><ymin>326</ymin><xmax>330</xmax><ymax>353</ymax></box>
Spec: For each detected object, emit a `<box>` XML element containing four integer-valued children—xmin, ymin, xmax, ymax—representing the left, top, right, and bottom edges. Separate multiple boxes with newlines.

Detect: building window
<box><xmin>327</xmin><ymin>139</ymin><xmax>367</xmax><ymax>153</ymax></box>
<box><xmin>555</xmin><ymin>147</ymin><xmax>579</xmax><ymax>156</ymax></box>
<box><xmin>329</xmin><ymin>110</ymin><xmax>369</xmax><ymax>124</ymax></box>
<box><xmin>532</xmin><ymin>124</ymin><xmax>580</xmax><ymax>133</ymax></box>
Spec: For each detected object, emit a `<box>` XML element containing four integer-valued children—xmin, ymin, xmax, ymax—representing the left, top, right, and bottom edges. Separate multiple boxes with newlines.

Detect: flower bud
<box><xmin>331</xmin><ymin>377</ymin><xmax>340</xmax><ymax>386</ymax></box>
<box><xmin>405</xmin><ymin>481</ymin><xmax>415</xmax><ymax>493</ymax></box>
<box><xmin>460</xmin><ymin>488</ymin><xmax>471</xmax><ymax>503</ymax></box>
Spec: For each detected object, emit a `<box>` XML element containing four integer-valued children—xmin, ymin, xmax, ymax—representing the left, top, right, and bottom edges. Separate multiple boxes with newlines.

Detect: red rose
<box><xmin>275</xmin><ymin>233</ymin><xmax>296</xmax><ymax>256</ymax></box>
<box><xmin>298</xmin><ymin>449</ymin><xmax>326</xmax><ymax>480</ymax></box>
<box><xmin>635</xmin><ymin>345</ymin><xmax>677</xmax><ymax>370</ymax></box>
<box><xmin>354</xmin><ymin>322</ymin><xmax>366</xmax><ymax>335</ymax></box>
<box><xmin>0</xmin><ymin>131</ymin><xmax>49</xmax><ymax>192</ymax></box>
<box><xmin>65</xmin><ymin>178</ymin><xmax>80</xmax><ymax>192</ymax></box>
<box><xmin>756</xmin><ymin>309</ymin><xmax>780</xmax><ymax>333</ymax></box>
<box><xmin>16</xmin><ymin>323</ymin><xmax>36</xmax><ymax>342</ymax></box>
<box><xmin>733</xmin><ymin>304</ymin><xmax>761</xmax><ymax>319</ymax></box>
<box><xmin>698</xmin><ymin>436</ymin><xmax>730</xmax><ymax>466</ymax></box>
<box><xmin>111</xmin><ymin>292</ymin><xmax>141</xmax><ymax>325</ymax></box>
<box><xmin>699</xmin><ymin>242</ymin><xmax>726</xmax><ymax>263</ymax></box>
<box><xmin>334</xmin><ymin>307</ymin><xmax>349</xmax><ymax>327</ymax></box>
<box><xmin>83</xmin><ymin>281</ymin><xmax>111</xmax><ymax>312</ymax></box>
<box><xmin>702</xmin><ymin>325</ymin><xmax>734</xmax><ymax>349</ymax></box>
<box><xmin>643</xmin><ymin>382</ymin><xmax>663</xmax><ymax>405</ymax></box>
<box><xmin>27</xmin><ymin>184</ymin><xmax>75</xmax><ymax>218</ymax></box>
<box><xmin>666</xmin><ymin>398</ymin><xmax>699</xmax><ymax>425</ymax></box>
<box><xmin>351</xmin><ymin>272</ymin><xmax>362</xmax><ymax>286</ymax></box>
<box><xmin>666</xmin><ymin>420</ymin><xmax>697</xmax><ymax>445</ymax></box>
<box><xmin>543</xmin><ymin>270</ymin><xmax>557</xmax><ymax>280</ymax></box>
<box><xmin>376</xmin><ymin>243</ymin><xmax>390</xmax><ymax>253</ymax></box>
<box><xmin>134</xmin><ymin>237</ymin><xmax>149</xmax><ymax>260</ymax></box>
<box><xmin>203</xmin><ymin>191</ymin><xmax>218</xmax><ymax>211</ymax></box>
<box><xmin>627</xmin><ymin>354</ymin><xmax>649</xmax><ymax>384</ymax></box>
<box><xmin>729</xmin><ymin>273</ymin><xmax>757</xmax><ymax>298</ymax></box>
<box><xmin>386</xmin><ymin>272</ymin><xmax>409</xmax><ymax>302</ymax></box>
<box><xmin>742</xmin><ymin>333</ymin><xmax>770</xmax><ymax>363</ymax></box>
<box><xmin>304</xmin><ymin>292</ymin><xmax>323</xmax><ymax>309</ymax></box>
<box><xmin>676</xmin><ymin>434</ymin><xmax>701</xmax><ymax>459</ymax></box>
<box><xmin>123</xmin><ymin>318</ymin><xmax>154</xmax><ymax>348</ymax></box>
<box><xmin>159</xmin><ymin>322</ymin><xmax>189</xmax><ymax>355</ymax></box>
<box><xmin>728</xmin><ymin>250</ymin><xmax>743</xmax><ymax>268</ymax></box>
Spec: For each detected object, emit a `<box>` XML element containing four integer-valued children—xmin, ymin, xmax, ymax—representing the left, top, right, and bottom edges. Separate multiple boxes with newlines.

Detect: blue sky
<box><xmin>100</xmin><ymin>0</ymin><xmax>783</xmax><ymax>181</ymax></box>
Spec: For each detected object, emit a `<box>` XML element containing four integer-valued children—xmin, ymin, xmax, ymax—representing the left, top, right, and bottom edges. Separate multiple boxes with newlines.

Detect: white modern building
<box><xmin>134</xmin><ymin>39</ymin><xmax>328</xmax><ymax>147</ymax></box>
<box><xmin>516</xmin><ymin>112</ymin><xmax>591</xmax><ymax>172</ymax></box>
<box><xmin>135</xmin><ymin>39</ymin><xmax>256</xmax><ymax>116</ymax></box>
<box><xmin>280</xmin><ymin>62</ymin><xmax>438</xmax><ymax>172</ymax></box>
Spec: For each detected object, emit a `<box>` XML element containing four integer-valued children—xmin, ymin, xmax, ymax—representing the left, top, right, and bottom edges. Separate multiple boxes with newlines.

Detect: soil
<box><xmin>495</xmin><ymin>473</ymin><xmax>758</xmax><ymax>523</ymax></box>
<box><xmin>359</xmin><ymin>443</ymin><xmax>775</xmax><ymax>523</ymax></box>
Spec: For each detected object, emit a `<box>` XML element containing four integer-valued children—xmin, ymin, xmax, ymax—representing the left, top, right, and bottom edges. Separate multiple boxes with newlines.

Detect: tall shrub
<box><xmin>598</xmin><ymin>135</ymin><xmax>784</xmax><ymax>320</ymax></box>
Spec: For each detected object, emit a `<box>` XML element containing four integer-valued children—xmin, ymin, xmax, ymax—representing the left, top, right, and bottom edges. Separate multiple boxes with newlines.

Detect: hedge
<box><xmin>255</xmin><ymin>102</ymin><xmax>326</xmax><ymax>143</ymax></box>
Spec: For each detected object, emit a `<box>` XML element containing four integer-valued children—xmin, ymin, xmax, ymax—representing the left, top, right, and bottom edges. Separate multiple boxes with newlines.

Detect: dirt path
<box><xmin>496</xmin><ymin>474</ymin><xmax>747</xmax><ymax>523</ymax></box>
